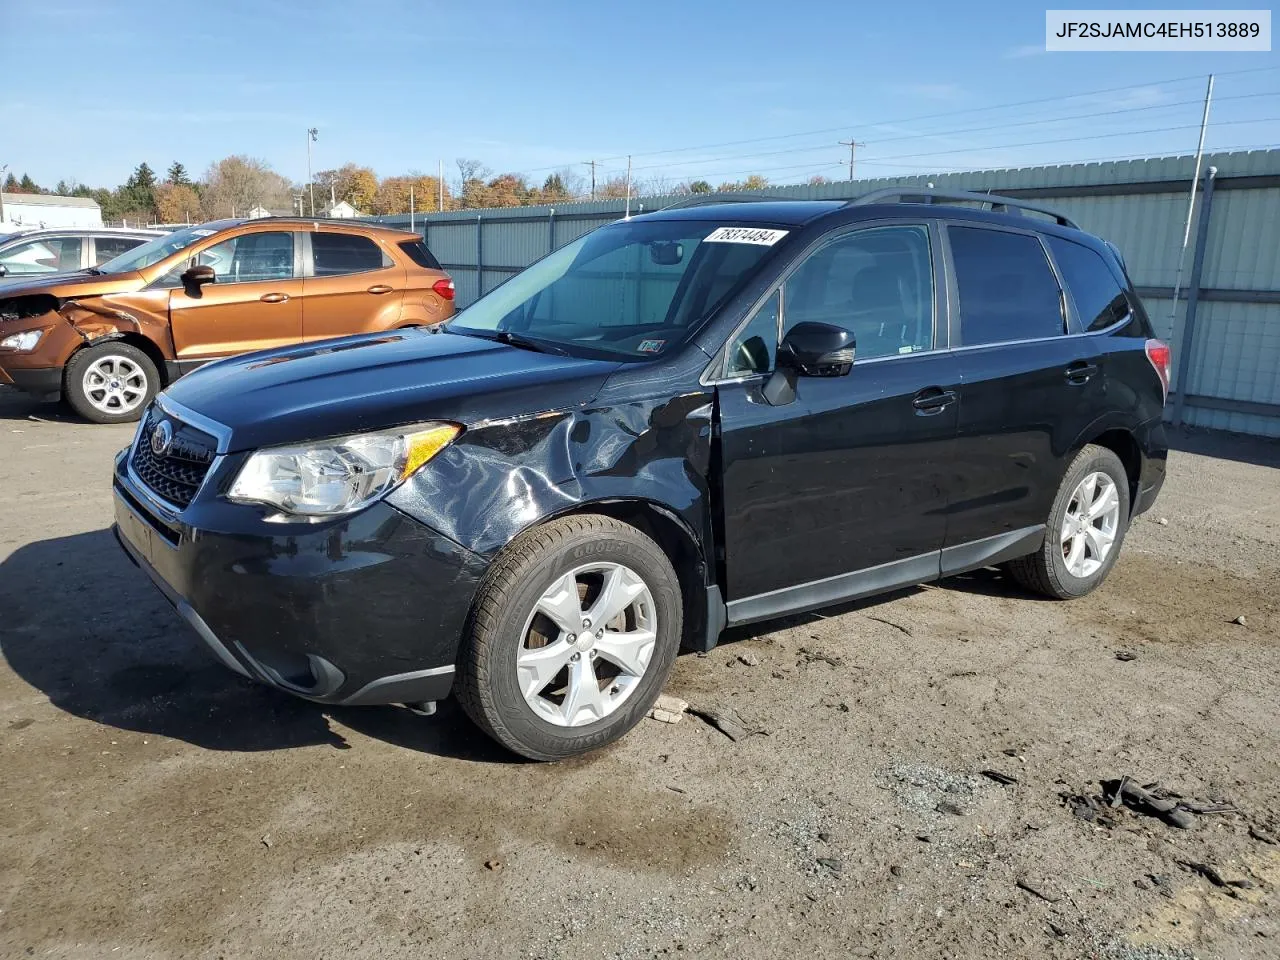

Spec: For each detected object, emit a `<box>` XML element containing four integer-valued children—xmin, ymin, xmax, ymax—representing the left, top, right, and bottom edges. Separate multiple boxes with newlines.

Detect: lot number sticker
<box><xmin>704</xmin><ymin>227</ymin><xmax>789</xmax><ymax>246</ymax></box>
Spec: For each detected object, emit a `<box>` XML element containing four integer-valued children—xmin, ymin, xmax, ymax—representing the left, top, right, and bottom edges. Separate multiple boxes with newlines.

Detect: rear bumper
<box><xmin>2</xmin><ymin>365</ymin><xmax>61</xmax><ymax>399</ymax></box>
<box><xmin>112</xmin><ymin>449</ymin><xmax>488</xmax><ymax>706</ymax></box>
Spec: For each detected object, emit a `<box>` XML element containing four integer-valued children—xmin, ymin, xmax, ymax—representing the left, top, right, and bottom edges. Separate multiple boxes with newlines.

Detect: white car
<box><xmin>0</xmin><ymin>227</ymin><xmax>167</xmax><ymax>279</ymax></box>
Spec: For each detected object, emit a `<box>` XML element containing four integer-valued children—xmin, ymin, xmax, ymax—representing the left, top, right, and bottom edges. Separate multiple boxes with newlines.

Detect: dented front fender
<box><xmin>388</xmin><ymin>390</ymin><xmax>716</xmax><ymax>563</ymax></box>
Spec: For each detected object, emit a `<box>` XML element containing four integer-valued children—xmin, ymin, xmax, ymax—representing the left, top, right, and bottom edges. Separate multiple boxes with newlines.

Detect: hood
<box><xmin>0</xmin><ymin>270</ymin><xmax>143</xmax><ymax>299</ymax></box>
<box><xmin>162</xmin><ymin>329</ymin><xmax>624</xmax><ymax>452</ymax></box>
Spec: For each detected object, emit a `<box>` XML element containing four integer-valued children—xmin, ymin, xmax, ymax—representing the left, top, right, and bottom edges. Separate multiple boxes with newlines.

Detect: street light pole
<box><xmin>0</xmin><ymin>163</ymin><xmax>7</xmax><ymax>225</ymax></box>
<box><xmin>306</xmin><ymin>127</ymin><xmax>318</xmax><ymax>216</ymax></box>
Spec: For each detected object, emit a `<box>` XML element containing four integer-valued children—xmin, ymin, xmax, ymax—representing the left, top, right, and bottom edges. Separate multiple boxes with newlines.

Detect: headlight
<box><xmin>0</xmin><ymin>330</ymin><xmax>44</xmax><ymax>352</ymax></box>
<box><xmin>227</xmin><ymin>422</ymin><xmax>461</xmax><ymax>519</ymax></box>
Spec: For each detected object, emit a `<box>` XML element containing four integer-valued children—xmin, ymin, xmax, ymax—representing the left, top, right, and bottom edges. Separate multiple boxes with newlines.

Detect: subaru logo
<box><xmin>150</xmin><ymin>419</ymin><xmax>174</xmax><ymax>458</ymax></box>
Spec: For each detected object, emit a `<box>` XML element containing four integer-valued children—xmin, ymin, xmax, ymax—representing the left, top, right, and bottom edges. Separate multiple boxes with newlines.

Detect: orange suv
<box><xmin>0</xmin><ymin>218</ymin><xmax>454</xmax><ymax>422</ymax></box>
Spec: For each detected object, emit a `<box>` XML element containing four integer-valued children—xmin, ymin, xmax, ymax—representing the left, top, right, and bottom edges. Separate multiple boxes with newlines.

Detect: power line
<box><xmin>620</xmin><ymin>90</ymin><xmax>1280</xmax><ymax>175</ymax></box>
<box><xmin>570</xmin><ymin>64</ymin><xmax>1280</xmax><ymax>168</ymax></box>
<box><xmin>854</xmin><ymin>140</ymin><xmax>1280</xmax><ymax>173</ymax></box>
<box><xmin>861</xmin><ymin>116</ymin><xmax>1280</xmax><ymax>164</ymax></box>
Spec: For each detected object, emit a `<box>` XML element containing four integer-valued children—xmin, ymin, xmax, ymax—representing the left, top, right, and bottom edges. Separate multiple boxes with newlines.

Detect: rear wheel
<box><xmin>456</xmin><ymin>514</ymin><xmax>682</xmax><ymax>761</ymax></box>
<box><xmin>63</xmin><ymin>342</ymin><xmax>158</xmax><ymax>424</ymax></box>
<box><xmin>1007</xmin><ymin>444</ymin><xmax>1130</xmax><ymax>599</ymax></box>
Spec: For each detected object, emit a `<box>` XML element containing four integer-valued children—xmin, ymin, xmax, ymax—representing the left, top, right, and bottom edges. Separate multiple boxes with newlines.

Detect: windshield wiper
<box><xmin>485</xmin><ymin>329</ymin><xmax>570</xmax><ymax>356</ymax></box>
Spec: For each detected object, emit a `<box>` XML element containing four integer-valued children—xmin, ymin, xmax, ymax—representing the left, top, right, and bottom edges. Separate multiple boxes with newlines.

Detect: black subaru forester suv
<box><xmin>112</xmin><ymin>190</ymin><xmax>1169</xmax><ymax>760</ymax></box>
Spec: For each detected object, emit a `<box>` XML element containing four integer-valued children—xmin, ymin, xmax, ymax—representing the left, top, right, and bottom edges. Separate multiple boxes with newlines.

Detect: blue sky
<box><xmin>4</xmin><ymin>0</ymin><xmax>1278</xmax><ymax>191</ymax></box>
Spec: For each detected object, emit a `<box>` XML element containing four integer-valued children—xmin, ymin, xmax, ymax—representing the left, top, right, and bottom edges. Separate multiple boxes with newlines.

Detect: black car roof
<box><xmin>632</xmin><ymin>200</ymin><xmax>846</xmax><ymax>225</ymax></box>
<box><xmin>633</xmin><ymin>197</ymin><xmax>1102</xmax><ymax>249</ymax></box>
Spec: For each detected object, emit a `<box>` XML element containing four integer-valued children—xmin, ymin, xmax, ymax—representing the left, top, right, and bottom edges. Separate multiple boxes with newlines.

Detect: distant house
<box><xmin>0</xmin><ymin>193</ymin><xmax>103</xmax><ymax>229</ymax></box>
<box><xmin>323</xmin><ymin>200</ymin><xmax>360</xmax><ymax>219</ymax></box>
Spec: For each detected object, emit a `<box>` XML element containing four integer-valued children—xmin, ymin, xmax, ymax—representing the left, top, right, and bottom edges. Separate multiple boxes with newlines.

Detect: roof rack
<box><xmin>657</xmin><ymin>191</ymin><xmax>798</xmax><ymax>211</ymax></box>
<box><xmin>848</xmin><ymin>188</ymin><xmax>1078</xmax><ymax>229</ymax></box>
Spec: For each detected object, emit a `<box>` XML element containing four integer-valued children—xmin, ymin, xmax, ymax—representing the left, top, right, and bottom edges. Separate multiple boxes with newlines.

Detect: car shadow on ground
<box><xmin>1167</xmin><ymin>424</ymin><xmax>1280</xmax><ymax>469</ymax></box>
<box><xmin>0</xmin><ymin>387</ymin><xmax>77</xmax><ymax>424</ymax></box>
<box><xmin>0</xmin><ymin>527</ymin><xmax>519</xmax><ymax>764</ymax></box>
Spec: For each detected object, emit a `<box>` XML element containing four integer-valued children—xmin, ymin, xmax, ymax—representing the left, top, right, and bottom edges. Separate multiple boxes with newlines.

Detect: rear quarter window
<box><xmin>1047</xmin><ymin>236</ymin><xmax>1131</xmax><ymax>332</ymax></box>
<box><xmin>397</xmin><ymin>240</ymin><xmax>442</xmax><ymax>270</ymax></box>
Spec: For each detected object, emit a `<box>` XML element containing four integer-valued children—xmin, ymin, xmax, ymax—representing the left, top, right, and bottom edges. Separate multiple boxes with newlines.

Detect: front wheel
<box><xmin>1006</xmin><ymin>444</ymin><xmax>1131</xmax><ymax>599</ymax></box>
<box><xmin>456</xmin><ymin>515</ymin><xmax>683</xmax><ymax>761</ymax></box>
<box><xmin>63</xmin><ymin>342</ymin><xmax>159</xmax><ymax>424</ymax></box>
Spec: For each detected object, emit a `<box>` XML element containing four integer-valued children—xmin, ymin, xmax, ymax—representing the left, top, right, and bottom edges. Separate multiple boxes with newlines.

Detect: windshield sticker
<box><xmin>637</xmin><ymin>339</ymin><xmax>666</xmax><ymax>353</ymax></box>
<box><xmin>192</xmin><ymin>229</ymin><xmax>216</xmax><ymax>237</ymax></box>
<box><xmin>704</xmin><ymin>227</ymin><xmax>789</xmax><ymax>246</ymax></box>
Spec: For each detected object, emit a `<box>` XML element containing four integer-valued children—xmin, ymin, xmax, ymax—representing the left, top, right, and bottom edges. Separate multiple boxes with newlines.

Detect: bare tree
<box><xmin>201</xmin><ymin>155</ymin><xmax>293</xmax><ymax>218</ymax></box>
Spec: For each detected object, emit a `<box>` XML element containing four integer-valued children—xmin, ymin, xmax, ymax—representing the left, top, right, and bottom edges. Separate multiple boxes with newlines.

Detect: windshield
<box><xmin>95</xmin><ymin>224</ymin><xmax>220</xmax><ymax>274</ymax></box>
<box><xmin>448</xmin><ymin>219</ymin><xmax>788</xmax><ymax>360</ymax></box>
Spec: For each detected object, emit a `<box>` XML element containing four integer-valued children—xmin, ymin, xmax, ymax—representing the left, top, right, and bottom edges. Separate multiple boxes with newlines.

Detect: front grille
<box><xmin>130</xmin><ymin>407</ymin><xmax>218</xmax><ymax>509</ymax></box>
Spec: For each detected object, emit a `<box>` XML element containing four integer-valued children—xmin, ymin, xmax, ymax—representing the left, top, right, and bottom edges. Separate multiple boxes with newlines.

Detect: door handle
<box><xmin>1065</xmin><ymin>361</ymin><xmax>1098</xmax><ymax>385</ymax></box>
<box><xmin>366</xmin><ymin>284</ymin><xmax>393</xmax><ymax>295</ymax></box>
<box><xmin>259</xmin><ymin>292</ymin><xmax>289</xmax><ymax>303</ymax></box>
<box><xmin>912</xmin><ymin>387</ymin><xmax>957</xmax><ymax>414</ymax></box>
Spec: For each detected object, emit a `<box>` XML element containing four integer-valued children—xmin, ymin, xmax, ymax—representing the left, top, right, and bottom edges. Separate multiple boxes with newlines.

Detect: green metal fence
<box><xmin>372</xmin><ymin>149</ymin><xmax>1280</xmax><ymax>438</ymax></box>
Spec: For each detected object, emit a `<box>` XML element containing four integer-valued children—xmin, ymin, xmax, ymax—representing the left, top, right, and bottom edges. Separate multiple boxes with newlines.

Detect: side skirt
<box><xmin>721</xmin><ymin>524</ymin><xmax>1044</xmax><ymax>630</ymax></box>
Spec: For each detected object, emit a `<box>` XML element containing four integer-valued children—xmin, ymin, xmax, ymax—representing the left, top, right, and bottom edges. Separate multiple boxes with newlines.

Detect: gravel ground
<box><xmin>1</xmin><ymin>387</ymin><xmax>1278</xmax><ymax>960</ymax></box>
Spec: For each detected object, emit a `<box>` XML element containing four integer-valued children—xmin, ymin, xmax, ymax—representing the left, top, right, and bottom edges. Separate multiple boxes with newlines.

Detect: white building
<box><xmin>0</xmin><ymin>193</ymin><xmax>103</xmax><ymax>229</ymax></box>
<box><xmin>323</xmin><ymin>200</ymin><xmax>360</xmax><ymax>219</ymax></box>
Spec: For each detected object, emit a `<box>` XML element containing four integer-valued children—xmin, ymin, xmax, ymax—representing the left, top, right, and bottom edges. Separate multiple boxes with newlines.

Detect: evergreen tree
<box><xmin>128</xmin><ymin>163</ymin><xmax>157</xmax><ymax>190</ymax></box>
<box><xmin>166</xmin><ymin>162</ymin><xmax>191</xmax><ymax>185</ymax></box>
<box><xmin>18</xmin><ymin>173</ymin><xmax>40</xmax><ymax>193</ymax></box>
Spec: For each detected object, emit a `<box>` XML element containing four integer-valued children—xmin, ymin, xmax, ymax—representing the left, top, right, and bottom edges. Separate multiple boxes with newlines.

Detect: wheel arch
<box><xmin>525</xmin><ymin>497</ymin><xmax>716</xmax><ymax>653</ymax></box>
<box><xmin>1077</xmin><ymin>425</ymin><xmax>1142</xmax><ymax>517</ymax></box>
<box><xmin>66</xmin><ymin>332</ymin><xmax>170</xmax><ymax>387</ymax></box>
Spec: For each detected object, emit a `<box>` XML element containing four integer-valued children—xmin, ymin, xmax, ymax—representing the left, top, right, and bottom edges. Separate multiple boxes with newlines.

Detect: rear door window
<box><xmin>948</xmin><ymin>226</ymin><xmax>1064</xmax><ymax>346</ymax></box>
<box><xmin>1047</xmin><ymin>236</ymin><xmax>1131</xmax><ymax>331</ymax></box>
<box><xmin>93</xmin><ymin>235</ymin><xmax>145</xmax><ymax>264</ymax></box>
<box><xmin>312</xmin><ymin>232</ymin><xmax>390</xmax><ymax>276</ymax></box>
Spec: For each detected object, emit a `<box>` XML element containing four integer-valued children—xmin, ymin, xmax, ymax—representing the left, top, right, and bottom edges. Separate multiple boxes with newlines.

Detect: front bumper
<box><xmin>1</xmin><ymin>365</ymin><xmax>61</xmax><ymax>399</ymax></box>
<box><xmin>112</xmin><ymin>449</ymin><xmax>488</xmax><ymax>706</ymax></box>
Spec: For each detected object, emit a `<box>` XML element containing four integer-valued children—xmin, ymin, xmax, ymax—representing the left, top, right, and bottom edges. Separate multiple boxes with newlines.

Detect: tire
<box><xmin>1007</xmin><ymin>444</ymin><xmax>1131</xmax><ymax>599</ymax></box>
<box><xmin>63</xmin><ymin>341</ymin><xmax>159</xmax><ymax>424</ymax></box>
<box><xmin>456</xmin><ymin>514</ymin><xmax>683</xmax><ymax>761</ymax></box>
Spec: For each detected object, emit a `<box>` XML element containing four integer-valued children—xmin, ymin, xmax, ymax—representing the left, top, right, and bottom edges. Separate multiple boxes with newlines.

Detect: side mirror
<box><xmin>181</xmin><ymin>263</ymin><xmax>216</xmax><ymax>291</ymax></box>
<box><xmin>780</xmin><ymin>321</ymin><xmax>855</xmax><ymax>376</ymax></box>
<box><xmin>0</xmin><ymin>264</ymin><xmax>7</xmax><ymax>277</ymax></box>
<box><xmin>762</xmin><ymin>322</ymin><xmax>855</xmax><ymax>406</ymax></box>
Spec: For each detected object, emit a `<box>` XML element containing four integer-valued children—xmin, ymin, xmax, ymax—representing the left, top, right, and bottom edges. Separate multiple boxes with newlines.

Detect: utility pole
<box><xmin>306</xmin><ymin>127</ymin><xmax>318</xmax><ymax>216</ymax></box>
<box><xmin>0</xmin><ymin>164</ymin><xmax>7</xmax><ymax>225</ymax></box>
<box><xmin>584</xmin><ymin>159</ymin><xmax>597</xmax><ymax>200</ymax></box>
<box><xmin>624</xmin><ymin>156</ymin><xmax>632</xmax><ymax>219</ymax></box>
<box><xmin>438</xmin><ymin>159</ymin><xmax>444</xmax><ymax>211</ymax></box>
<box><xmin>838</xmin><ymin>138</ymin><xmax>865</xmax><ymax>182</ymax></box>
<box><xmin>1170</xmin><ymin>74</ymin><xmax>1215</xmax><ymax>319</ymax></box>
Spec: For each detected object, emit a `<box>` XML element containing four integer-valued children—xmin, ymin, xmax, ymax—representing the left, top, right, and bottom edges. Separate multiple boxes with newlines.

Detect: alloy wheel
<box><xmin>517</xmin><ymin>562</ymin><xmax>657</xmax><ymax>727</ymax></box>
<box><xmin>1060</xmin><ymin>471</ymin><xmax>1121</xmax><ymax>578</ymax></box>
<box><xmin>82</xmin><ymin>355</ymin><xmax>149</xmax><ymax>415</ymax></box>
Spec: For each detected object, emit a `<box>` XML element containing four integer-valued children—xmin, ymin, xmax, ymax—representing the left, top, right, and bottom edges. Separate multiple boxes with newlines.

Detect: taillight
<box><xmin>1145</xmin><ymin>339</ymin><xmax>1171</xmax><ymax>403</ymax></box>
<box><xmin>432</xmin><ymin>278</ymin><xmax>455</xmax><ymax>301</ymax></box>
